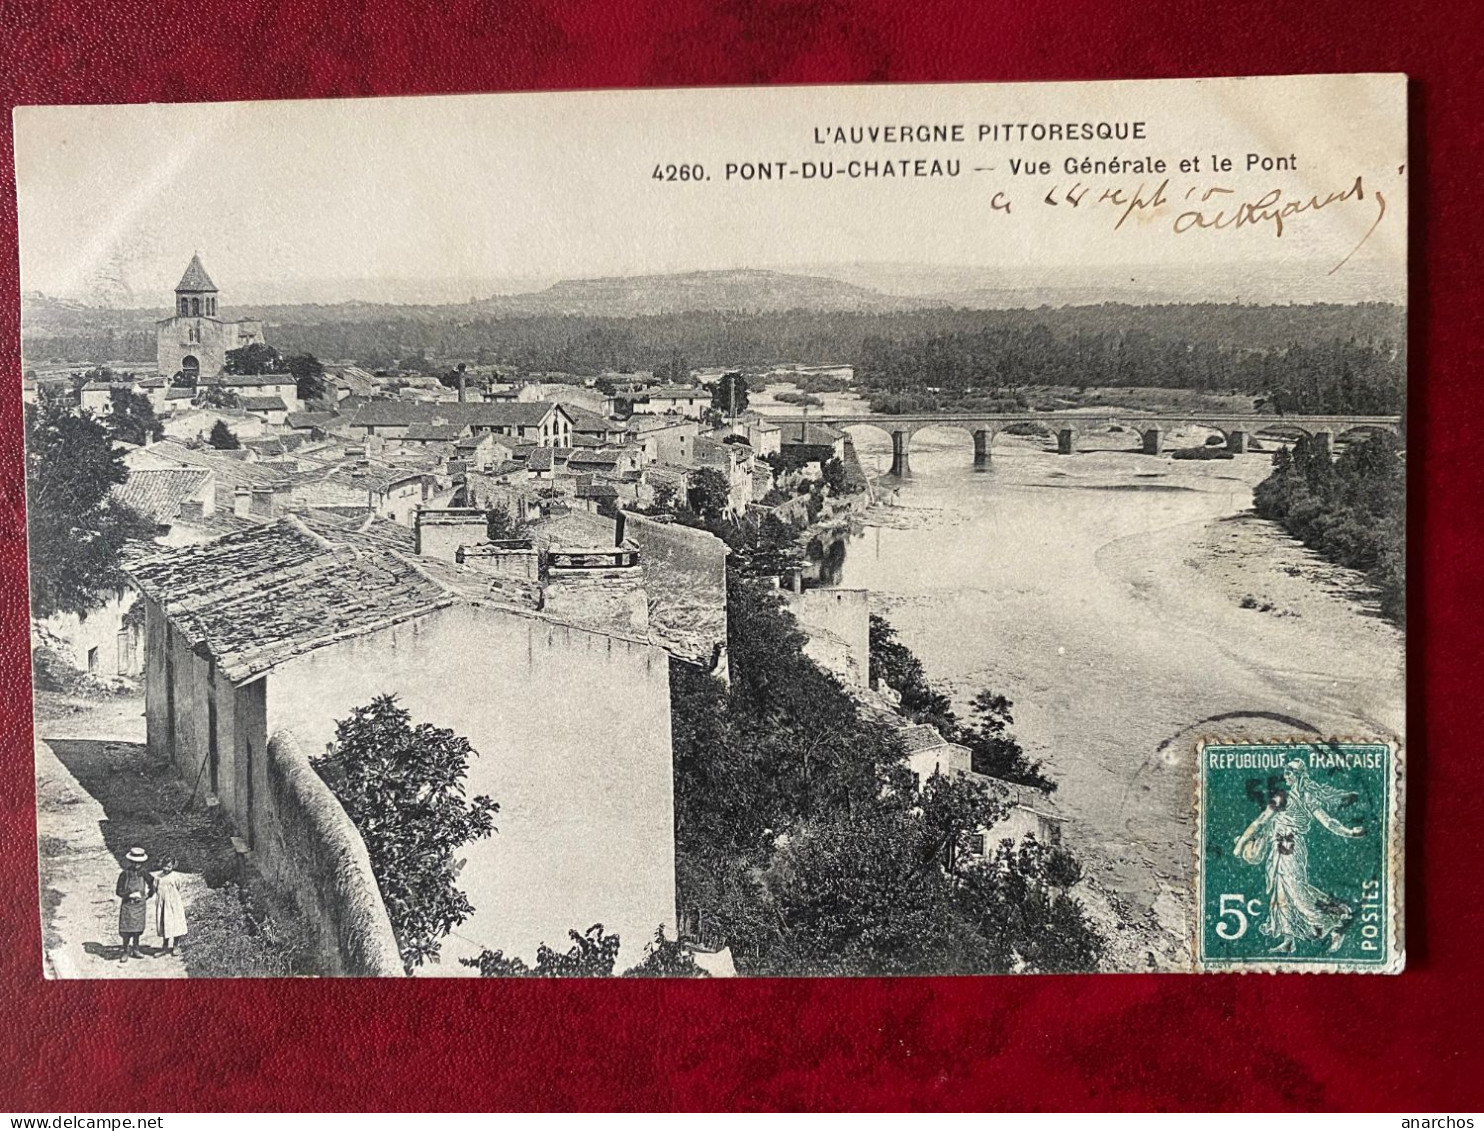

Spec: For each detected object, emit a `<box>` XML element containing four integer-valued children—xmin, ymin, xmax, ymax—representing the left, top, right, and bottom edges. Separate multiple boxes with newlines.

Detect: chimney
<box><xmin>233</xmin><ymin>485</ymin><xmax>252</xmax><ymax>519</ymax></box>
<box><xmin>457</xmin><ymin>364</ymin><xmax>467</xmax><ymax>404</ymax></box>
<box><xmin>540</xmin><ymin>541</ymin><xmax>648</xmax><ymax>635</ymax></box>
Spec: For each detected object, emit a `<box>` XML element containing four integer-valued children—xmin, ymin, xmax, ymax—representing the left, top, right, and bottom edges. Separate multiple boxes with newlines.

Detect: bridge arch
<box><xmin>1335</xmin><ymin>422</ymin><xmax>1401</xmax><ymax>443</ymax></box>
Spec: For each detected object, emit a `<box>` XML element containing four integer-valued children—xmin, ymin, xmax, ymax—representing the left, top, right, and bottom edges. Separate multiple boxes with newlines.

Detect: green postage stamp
<box><xmin>1196</xmin><ymin>740</ymin><xmax>1403</xmax><ymax>973</ymax></box>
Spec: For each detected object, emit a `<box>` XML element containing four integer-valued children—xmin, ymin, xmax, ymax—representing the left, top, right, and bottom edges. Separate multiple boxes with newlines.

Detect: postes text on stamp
<box><xmin>1197</xmin><ymin>740</ymin><xmax>1402</xmax><ymax>973</ymax></box>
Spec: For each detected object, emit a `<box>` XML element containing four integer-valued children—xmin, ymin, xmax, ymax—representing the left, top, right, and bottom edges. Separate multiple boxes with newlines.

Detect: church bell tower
<box><xmin>174</xmin><ymin>252</ymin><xmax>219</xmax><ymax>318</ymax></box>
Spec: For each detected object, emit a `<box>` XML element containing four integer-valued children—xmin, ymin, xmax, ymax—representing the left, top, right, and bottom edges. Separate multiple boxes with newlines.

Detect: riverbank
<box><xmin>820</xmin><ymin>428</ymin><xmax>1403</xmax><ymax>968</ymax></box>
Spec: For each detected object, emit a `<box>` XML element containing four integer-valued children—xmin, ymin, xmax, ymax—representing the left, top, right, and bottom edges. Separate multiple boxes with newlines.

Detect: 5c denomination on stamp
<box><xmin>1196</xmin><ymin>740</ymin><xmax>1402</xmax><ymax>973</ymax></box>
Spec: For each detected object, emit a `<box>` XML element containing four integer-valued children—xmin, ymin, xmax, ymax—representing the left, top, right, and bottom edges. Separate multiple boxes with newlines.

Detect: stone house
<box><xmin>896</xmin><ymin>722</ymin><xmax>1065</xmax><ymax>853</ymax></box>
<box><xmin>221</xmin><ymin>374</ymin><xmax>300</xmax><ymax>412</ymax></box>
<box><xmin>452</xmin><ymin>432</ymin><xmax>512</xmax><ymax>472</ymax></box>
<box><xmin>712</xmin><ymin>415</ymin><xmax>782</xmax><ymax>457</ymax></box>
<box><xmin>564</xmin><ymin>405</ymin><xmax>630</xmax><ymax>446</ymax></box>
<box><xmin>632</xmin><ymin>385</ymin><xmax>710</xmax><ymax>419</ymax></box>
<box><xmin>240</xmin><ymin>395</ymin><xmax>290</xmax><ymax>426</ymax></box>
<box><xmin>348</xmin><ymin>401</ymin><xmax>575</xmax><ymax>448</ymax></box>
<box><xmin>79</xmin><ymin>382</ymin><xmax>114</xmax><ymax>415</ymax></box>
<box><xmin>777</xmin><ymin>420</ymin><xmax>848</xmax><ymax>466</ymax></box>
<box><xmin>628</xmin><ymin>416</ymin><xmax>699</xmax><ymax>466</ymax></box>
<box><xmin>124</xmin><ymin>511</ymin><xmax>678</xmax><ymax>973</ymax></box>
<box><xmin>693</xmin><ymin>435</ymin><xmax>756</xmax><ymax>514</ymax></box>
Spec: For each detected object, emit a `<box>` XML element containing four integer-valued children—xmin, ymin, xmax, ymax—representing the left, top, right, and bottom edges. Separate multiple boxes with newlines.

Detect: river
<box><xmin>754</xmin><ymin>387</ymin><xmax>1406</xmax><ymax>937</ymax></box>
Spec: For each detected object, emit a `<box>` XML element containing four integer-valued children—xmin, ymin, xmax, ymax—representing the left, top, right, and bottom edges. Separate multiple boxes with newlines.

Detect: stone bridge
<box><xmin>773</xmin><ymin>412</ymin><xmax>1403</xmax><ymax>477</ymax></box>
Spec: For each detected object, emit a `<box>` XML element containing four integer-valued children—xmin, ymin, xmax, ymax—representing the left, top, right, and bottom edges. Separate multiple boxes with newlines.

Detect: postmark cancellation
<box><xmin>1196</xmin><ymin>739</ymin><xmax>1403</xmax><ymax>973</ymax></box>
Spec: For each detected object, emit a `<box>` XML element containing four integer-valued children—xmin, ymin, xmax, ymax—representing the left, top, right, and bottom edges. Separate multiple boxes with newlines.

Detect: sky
<box><xmin>13</xmin><ymin>75</ymin><xmax>1407</xmax><ymax>307</ymax></box>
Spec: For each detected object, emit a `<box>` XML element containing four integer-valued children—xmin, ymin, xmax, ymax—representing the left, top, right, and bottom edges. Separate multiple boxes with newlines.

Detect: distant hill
<box><xmin>475</xmin><ymin>269</ymin><xmax>940</xmax><ymax>317</ymax></box>
<box><xmin>19</xmin><ymin>268</ymin><xmax>1405</xmax><ymax>375</ymax></box>
<box><xmin>20</xmin><ymin>269</ymin><xmax>934</xmax><ymax>341</ymax></box>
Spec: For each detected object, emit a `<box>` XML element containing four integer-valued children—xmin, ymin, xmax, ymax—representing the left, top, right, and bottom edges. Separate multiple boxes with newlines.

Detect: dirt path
<box><xmin>36</xmin><ymin>737</ymin><xmax>192</xmax><ymax>978</ymax></box>
<box><xmin>34</xmin><ymin>692</ymin><xmax>267</xmax><ymax>979</ymax></box>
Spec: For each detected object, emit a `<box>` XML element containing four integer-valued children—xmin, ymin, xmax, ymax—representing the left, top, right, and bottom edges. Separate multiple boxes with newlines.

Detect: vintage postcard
<box><xmin>14</xmin><ymin>74</ymin><xmax>1405</xmax><ymax>978</ymax></box>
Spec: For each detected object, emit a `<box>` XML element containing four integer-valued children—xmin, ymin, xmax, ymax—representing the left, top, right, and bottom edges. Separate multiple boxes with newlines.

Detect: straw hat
<box><xmin>125</xmin><ymin>847</ymin><xmax>148</xmax><ymax>864</ymax></box>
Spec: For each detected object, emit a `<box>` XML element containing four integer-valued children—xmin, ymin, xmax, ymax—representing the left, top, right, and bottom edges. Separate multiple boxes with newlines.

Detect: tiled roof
<box><xmin>564</xmin><ymin>405</ymin><xmax>622</xmax><ymax>433</ymax></box>
<box><xmin>403</xmin><ymin>423</ymin><xmax>468</xmax><ymax>442</ymax></box>
<box><xmin>80</xmin><ymin>382</ymin><xmax>114</xmax><ymax>393</ymax></box>
<box><xmin>325</xmin><ymin>366</ymin><xmax>378</xmax><ymax>394</ymax></box>
<box><xmin>111</xmin><ymin>468</ymin><xmax>213</xmax><ymax>525</ymax></box>
<box><xmin>222</xmin><ymin>375</ymin><xmax>292</xmax><ymax>388</ymax></box>
<box><xmin>175</xmin><ymin>254</ymin><xmax>217</xmax><ymax>293</ymax></box>
<box><xmin>576</xmin><ymin>483</ymin><xmax>620</xmax><ymax>499</ymax></box>
<box><xmin>628</xmin><ymin>415</ymin><xmax>695</xmax><ymax>434</ymax></box>
<box><xmin>126</xmin><ymin>517</ymin><xmax>453</xmax><ymax>685</ymax></box>
<box><xmin>286</xmin><ymin>412</ymin><xmax>340</xmax><ymax>430</ymax></box>
<box><xmin>527</xmin><ymin>448</ymin><xmax>554</xmax><ymax>471</ymax></box>
<box><xmin>568</xmin><ymin>449</ymin><xmax>623</xmax><ymax>470</ymax></box>
<box><xmin>136</xmin><ymin>440</ymin><xmax>292</xmax><ymax>488</ymax></box>
<box><xmin>348</xmin><ymin>401</ymin><xmax>564</xmax><ymax>429</ymax></box>
<box><xmin>165</xmin><ymin>387</ymin><xmax>196</xmax><ymax>400</ymax></box>
<box><xmin>898</xmin><ymin>723</ymin><xmax>950</xmax><ymax>753</ymax></box>
<box><xmin>240</xmin><ymin>395</ymin><xmax>288</xmax><ymax>412</ymax></box>
<box><xmin>123</xmin><ymin>509</ymin><xmax>666</xmax><ymax>683</ymax></box>
<box><xmin>648</xmin><ymin>385</ymin><xmax>707</xmax><ymax>398</ymax></box>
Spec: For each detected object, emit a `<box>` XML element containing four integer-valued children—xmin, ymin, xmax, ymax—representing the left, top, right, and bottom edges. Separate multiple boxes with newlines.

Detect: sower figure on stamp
<box><xmin>1234</xmin><ymin>759</ymin><xmax>1365</xmax><ymax>955</ymax></box>
<box><xmin>115</xmin><ymin>846</ymin><xmax>157</xmax><ymax>960</ymax></box>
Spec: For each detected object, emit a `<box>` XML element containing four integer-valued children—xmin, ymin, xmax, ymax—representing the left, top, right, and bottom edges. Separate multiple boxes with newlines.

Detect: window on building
<box><xmin>178</xmin><ymin>297</ymin><xmax>188</xmax><ymax>315</ymax></box>
<box><xmin>86</xmin><ymin>646</ymin><xmax>98</xmax><ymax>674</ymax></box>
<box><xmin>191</xmin><ymin>297</ymin><xmax>200</xmax><ymax>316</ymax></box>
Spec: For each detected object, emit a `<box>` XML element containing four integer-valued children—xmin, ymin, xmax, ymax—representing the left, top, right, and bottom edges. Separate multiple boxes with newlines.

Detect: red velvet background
<box><xmin>1</xmin><ymin>0</ymin><xmax>1480</xmax><ymax>1112</ymax></box>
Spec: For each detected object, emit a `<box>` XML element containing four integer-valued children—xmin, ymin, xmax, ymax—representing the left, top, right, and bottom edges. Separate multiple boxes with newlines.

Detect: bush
<box><xmin>1001</xmin><ymin>421</ymin><xmax>1051</xmax><ymax>438</ymax></box>
<box><xmin>1171</xmin><ymin>446</ymin><xmax>1235</xmax><ymax>460</ymax></box>
<box><xmin>1253</xmin><ymin>432</ymin><xmax>1405</xmax><ymax>623</ymax></box>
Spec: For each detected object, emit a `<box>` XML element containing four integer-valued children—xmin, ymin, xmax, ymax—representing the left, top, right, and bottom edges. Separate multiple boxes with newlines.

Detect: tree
<box><xmin>687</xmin><ymin>468</ymin><xmax>732</xmax><ymax>524</ymax></box>
<box><xmin>208</xmin><ymin>420</ymin><xmax>240</xmax><ymax>450</ymax></box>
<box><xmin>485</xmin><ymin>503</ymin><xmax>527</xmax><ymax>541</ymax></box>
<box><xmin>711</xmin><ymin>370</ymin><xmax>750</xmax><ymax>418</ymax></box>
<box><xmin>622</xmin><ymin>928</ymin><xmax>705</xmax><ymax>977</ymax></box>
<box><xmin>731</xmin><ymin>511</ymin><xmax>804</xmax><ymax>579</ymax></box>
<box><xmin>653</xmin><ymin>347</ymin><xmax>691</xmax><ymax>385</ymax></box>
<box><xmin>648</xmin><ymin>481</ymin><xmax>681</xmax><ymax>515</ymax></box>
<box><xmin>106</xmin><ymin>387</ymin><xmax>164</xmax><ymax>446</ymax></box>
<box><xmin>868</xmin><ymin>613</ymin><xmax>955</xmax><ymax>730</ymax></box>
<box><xmin>461</xmin><ymin>924</ymin><xmax>620</xmax><ymax>977</ymax></box>
<box><xmin>821</xmin><ymin>457</ymin><xmax>849</xmax><ymax>496</ymax></box>
<box><xmin>755</xmin><ymin>807</ymin><xmax>985</xmax><ymax>976</ymax></box>
<box><xmin>196</xmin><ymin>385</ymin><xmax>241</xmax><ymax>410</ymax></box>
<box><xmin>954</xmin><ymin>836</ymin><xmax>1103</xmax><ymax>973</ymax></box>
<box><xmin>224</xmin><ymin>342</ymin><xmax>286</xmax><ymax>376</ymax></box>
<box><xmin>311</xmin><ymin>695</ymin><xmax>499</xmax><ymax>971</ymax></box>
<box><xmin>958</xmin><ymin>690</ymin><xmax>1054</xmax><ymax>791</ymax></box>
<box><xmin>25</xmin><ymin>392</ymin><xmax>156</xmax><ymax>619</ymax></box>
<box><xmin>286</xmin><ymin>353</ymin><xmax>331</xmax><ymax>404</ymax></box>
<box><xmin>461</xmin><ymin>924</ymin><xmax>705</xmax><ymax>977</ymax></box>
<box><xmin>1253</xmin><ymin>431</ymin><xmax>1405</xmax><ymax>624</ymax></box>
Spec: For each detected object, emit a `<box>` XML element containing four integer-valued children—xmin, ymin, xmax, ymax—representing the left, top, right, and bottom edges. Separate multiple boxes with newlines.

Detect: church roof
<box><xmin>175</xmin><ymin>254</ymin><xmax>218</xmax><ymax>293</ymax></box>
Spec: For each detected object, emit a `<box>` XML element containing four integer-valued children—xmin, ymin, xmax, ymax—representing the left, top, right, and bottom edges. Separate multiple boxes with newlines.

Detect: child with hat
<box><xmin>115</xmin><ymin>847</ymin><xmax>157</xmax><ymax>960</ymax></box>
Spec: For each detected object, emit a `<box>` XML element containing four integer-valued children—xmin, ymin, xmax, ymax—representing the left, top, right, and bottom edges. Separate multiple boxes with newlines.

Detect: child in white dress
<box><xmin>154</xmin><ymin>856</ymin><xmax>188</xmax><ymax>956</ymax></box>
